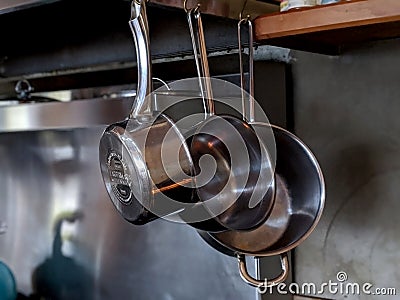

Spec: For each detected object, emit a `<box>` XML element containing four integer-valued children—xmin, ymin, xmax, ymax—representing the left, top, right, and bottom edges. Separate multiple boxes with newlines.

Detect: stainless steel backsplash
<box><xmin>0</xmin><ymin>127</ymin><xmax>254</xmax><ymax>300</ymax></box>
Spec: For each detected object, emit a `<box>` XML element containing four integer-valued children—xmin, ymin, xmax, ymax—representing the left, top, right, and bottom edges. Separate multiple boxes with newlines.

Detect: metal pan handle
<box><xmin>237</xmin><ymin>253</ymin><xmax>289</xmax><ymax>288</ymax></box>
<box><xmin>238</xmin><ymin>16</ymin><xmax>255</xmax><ymax>123</ymax></box>
<box><xmin>129</xmin><ymin>0</ymin><xmax>153</xmax><ymax>119</ymax></box>
<box><xmin>187</xmin><ymin>4</ymin><xmax>215</xmax><ymax>117</ymax></box>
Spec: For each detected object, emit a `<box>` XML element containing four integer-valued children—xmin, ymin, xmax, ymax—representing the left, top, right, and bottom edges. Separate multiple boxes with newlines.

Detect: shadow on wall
<box><xmin>19</xmin><ymin>211</ymin><xmax>94</xmax><ymax>300</ymax></box>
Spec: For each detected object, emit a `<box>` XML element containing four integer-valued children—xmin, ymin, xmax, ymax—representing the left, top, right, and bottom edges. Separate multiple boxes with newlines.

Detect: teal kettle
<box><xmin>0</xmin><ymin>261</ymin><xmax>17</xmax><ymax>300</ymax></box>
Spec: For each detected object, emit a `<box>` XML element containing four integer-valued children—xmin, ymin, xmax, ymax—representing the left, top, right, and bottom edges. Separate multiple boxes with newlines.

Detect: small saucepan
<box><xmin>99</xmin><ymin>0</ymin><xmax>195</xmax><ymax>224</ymax></box>
<box><xmin>197</xmin><ymin>18</ymin><xmax>325</xmax><ymax>287</ymax></box>
<box><xmin>199</xmin><ymin>124</ymin><xmax>325</xmax><ymax>287</ymax></box>
<box><xmin>178</xmin><ymin>6</ymin><xmax>276</xmax><ymax>232</ymax></box>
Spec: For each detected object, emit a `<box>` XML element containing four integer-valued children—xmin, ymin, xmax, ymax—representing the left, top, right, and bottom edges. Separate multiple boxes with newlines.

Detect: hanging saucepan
<box><xmin>99</xmin><ymin>0</ymin><xmax>195</xmax><ymax>224</ymax></box>
<box><xmin>99</xmin><ymin>0</ymin><xmax>274</xmax><ymax>231</ymax></box>
<box><xmin>198</xmin><ymin>17</ymin><xmax>325</xmax><ymax>287</ymax></box>
<box><xmin>177</xmin><ymin>5</ymin><xmax>276</xmax><ymax>232</ymax></box>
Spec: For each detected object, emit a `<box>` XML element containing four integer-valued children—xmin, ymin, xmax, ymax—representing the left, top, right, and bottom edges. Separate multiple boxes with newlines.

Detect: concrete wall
<box><xmin>292</xmin><ymin>38</ymin><xmax>400</xmax><ymax>299</ymax></box>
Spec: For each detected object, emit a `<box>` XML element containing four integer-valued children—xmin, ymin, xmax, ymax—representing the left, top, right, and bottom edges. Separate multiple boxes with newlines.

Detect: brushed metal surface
<box><xmin>0</xmin><ymin>0</ymin><xmax>59</xmax><ymax>15</ymax></box>
<box><xmin>0</xmin><ymin>97</ymin><xmax>133</xmax><ymax>133</ymax></box>
<box><xmin>0</xmin><ymin>127</ymin><xmax>255</xmax><ymax>299</ymax></box>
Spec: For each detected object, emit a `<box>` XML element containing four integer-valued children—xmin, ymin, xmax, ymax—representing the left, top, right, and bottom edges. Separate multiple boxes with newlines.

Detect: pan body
<box><xmin>199</xmin><ymin>124</ymin><xmax>325</xmax><ymax>256</ymax></box>
<box><xmin>99</xmin><ymin>114</ymin><xmax>194</xmax><ymax>225</ymax></box>
<box><xmin>181</xmin><ymin>114</ymin><xmax>275</xmax><ymax>232</ymax></box>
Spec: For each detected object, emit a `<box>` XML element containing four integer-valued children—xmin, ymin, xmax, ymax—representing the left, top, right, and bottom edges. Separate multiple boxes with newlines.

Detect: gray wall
<box><xmin>292</xmin><ymin>38</ymin><xmax>400</xmax><ymax>299</ymax></box>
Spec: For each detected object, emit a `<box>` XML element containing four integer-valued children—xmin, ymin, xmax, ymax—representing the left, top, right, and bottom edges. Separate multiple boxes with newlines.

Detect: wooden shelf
<box><xmin>254</xmin><ymin>0</ymin><xmax>400</xmax><ymax>54</ymax></box>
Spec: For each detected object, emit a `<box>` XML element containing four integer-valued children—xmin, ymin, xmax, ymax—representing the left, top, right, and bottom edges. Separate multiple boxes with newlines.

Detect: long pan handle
<box><xmin>187</xmin><ymin>6</ymin><xmax>215</xmax><ymax>117</ymax></box>
<box><xmin>129</xmin><ymin>0</ymin><xmax>153</xmax><ymax>119</ymax></box>
<box><xmin>238</xmin><ymin>17</ymin><xmax>255</xmax><ymax>123</ymax></box>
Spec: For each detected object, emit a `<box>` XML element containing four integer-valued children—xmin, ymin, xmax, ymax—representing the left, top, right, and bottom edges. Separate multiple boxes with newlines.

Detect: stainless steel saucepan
<box><xmin>197</xmin><ymin>17</ymin><xmax>325</xmax><ymax>288</ymax></box>
<box><xmin>99</xmin><ymin>1</ymin><xmax>275</xmax><ymax>232</ymax></box>
<box><xmin>178</xmin><ymin>6</ymin><xmax>276</xmax><ymax>232</ymax></box>
<box><xmin>99</xmin><ymin>0</ymin><xmax>195</xmax><ymax>224</ymax></box>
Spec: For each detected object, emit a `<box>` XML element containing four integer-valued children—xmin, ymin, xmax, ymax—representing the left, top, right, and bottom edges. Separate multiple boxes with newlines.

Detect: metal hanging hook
<box><xmin>184</xmin><ymin>0</ymin><xmax>200</xmax><ymax>13</ymax></box>
<box><xmin>15</xmin><ymin>79</ymin><xmax>34</xmax><ymax>100</ymax></box>
<box><xmin>239</xmin><ymin>0</ymin><xmax>249</xmax><ymax>21</ymax></box>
